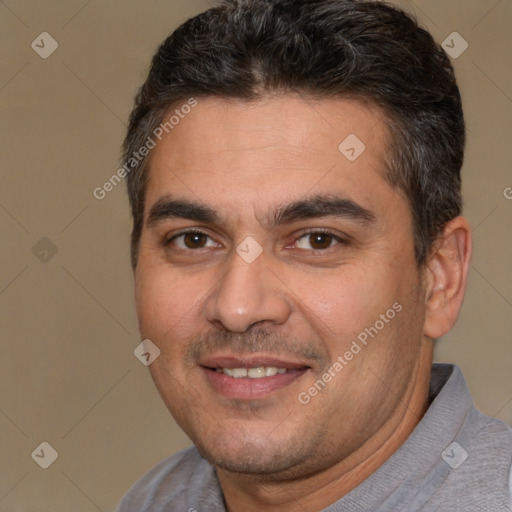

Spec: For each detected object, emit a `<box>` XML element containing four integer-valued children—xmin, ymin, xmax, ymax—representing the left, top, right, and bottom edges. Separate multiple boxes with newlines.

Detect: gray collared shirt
<box><xmin>116</xmin><ymin>364</ymin><xmax>512</xmax><ymax>511</ymax></box>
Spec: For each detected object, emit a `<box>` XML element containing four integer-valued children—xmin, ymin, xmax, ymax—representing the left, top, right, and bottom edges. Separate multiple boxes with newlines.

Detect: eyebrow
<box><xmin>147</xmin><ymin>197</ymin><xmax>220</xmax><ymax>227</ymax></box>
<box><xmin>146</xmin><ymin>194</ymin><xmax>376</xmax><ymax>229</ymax></box>
<box><xmin>273</xmin><ymin>195</ymin><xmax>375</xmax><ymax>226</ymax></box>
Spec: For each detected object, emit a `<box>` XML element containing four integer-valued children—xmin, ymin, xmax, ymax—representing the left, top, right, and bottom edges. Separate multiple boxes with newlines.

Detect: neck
<box><xmin>218</xmin><ymin>348</ymin><xmax>433</xmax><ymax>512</ymax></box>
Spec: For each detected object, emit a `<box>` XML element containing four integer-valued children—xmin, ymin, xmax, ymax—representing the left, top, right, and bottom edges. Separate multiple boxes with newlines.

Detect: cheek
<box><xmin>134</xmin><ymin>265</ymin><xmax>200</xmax><ymax>340</ymax></box>
<box><xmin>290</xmin><ymin>265</ymin><xmax>395</xmax><ymax>344</ymax></box>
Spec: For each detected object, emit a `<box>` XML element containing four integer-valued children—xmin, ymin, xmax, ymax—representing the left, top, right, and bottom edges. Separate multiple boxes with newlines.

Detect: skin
<box><xmin>133</xmin><ymin>95</ymin><xmax>472</xmax><ymax>511</ymax></box>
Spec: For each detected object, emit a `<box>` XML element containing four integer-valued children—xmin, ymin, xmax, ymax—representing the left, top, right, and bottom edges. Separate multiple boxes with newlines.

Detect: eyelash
<box><xmin>295</xmin><ymin>228</ymin><xmax>346</xmax><ymax>250</ymax></box>
<box><xmin>163</xmin><ymin>229</ymin><xmax>217</xmax><ymax>249</ymax></box>
<box><xmin>163</xmin><ymin>228</ymin><xmax>347</xmax><ymax>251</ymax></box>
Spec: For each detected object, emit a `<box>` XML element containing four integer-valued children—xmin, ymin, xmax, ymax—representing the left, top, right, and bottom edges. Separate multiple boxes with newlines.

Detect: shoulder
<box><xmin>437</xmin><ymin>409</ymin><xmax>512</xmax><ymax>509</ymax></box>
<box><xmin>414</xmin><ymin>365</ymin><xmax>512</xmax><ymax>509</ymax></box>
<box><xmin>464</xmin><ymin>406</ymin><xmax>512</xmax><ymax>471</ymax></box>
<box><xmin>115</xmin><ymin>446</ymin><xmax>218</xmax><ymax>512</ymax></box>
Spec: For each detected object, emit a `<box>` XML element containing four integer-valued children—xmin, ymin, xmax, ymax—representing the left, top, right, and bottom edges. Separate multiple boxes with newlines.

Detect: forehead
<box><xmin>143</xmin><ymin>95</ymin><xmax>396</xmax><ymax>221</ymax></box>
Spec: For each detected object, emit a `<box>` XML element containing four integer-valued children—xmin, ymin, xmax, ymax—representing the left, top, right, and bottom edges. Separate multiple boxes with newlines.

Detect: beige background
<box><xmin>1</xmin><ymin>0</ymin><xmax>511</xmax><ymax>510</ymax></box>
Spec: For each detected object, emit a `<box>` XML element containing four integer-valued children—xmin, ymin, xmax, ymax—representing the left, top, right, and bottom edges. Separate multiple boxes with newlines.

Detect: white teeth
<box><xmin>218</xmin><ymin>367</ymin><xmax>288</xmax><ymax>378</ymax></box>
<box><xmin>232</xmin><ymin>368</ymin><xmax>248</xmax><ymax>378</ymax></box>
<box><xmin>248</xmin><ymin>367</ymin><xmax>265</xmax><ymax>378</ymax></box>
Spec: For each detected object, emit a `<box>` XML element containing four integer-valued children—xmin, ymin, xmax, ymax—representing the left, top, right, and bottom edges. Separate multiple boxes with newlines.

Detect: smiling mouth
<box><xmin>214</xmin><ymin>366</ymin><xmax>291</xmax><ymax>378</ymax></box>
<box><xmin>200</xmin><ymin>359</ymin><xmax>311</xmax><ymax>399</ymax></box>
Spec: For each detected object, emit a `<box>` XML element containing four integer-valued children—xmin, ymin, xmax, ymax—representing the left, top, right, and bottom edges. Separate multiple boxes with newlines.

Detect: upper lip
<box><xmin>199</xmin><ymin>354</ymin><xmax>311</xmax><ymax>370</ymax></box>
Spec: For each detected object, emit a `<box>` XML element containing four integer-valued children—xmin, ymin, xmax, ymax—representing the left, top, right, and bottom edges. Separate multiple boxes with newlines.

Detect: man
<box><xmin>116</xmin><ymin>0</ymin><xmax>512</xmax><ymax>510</ymax></box>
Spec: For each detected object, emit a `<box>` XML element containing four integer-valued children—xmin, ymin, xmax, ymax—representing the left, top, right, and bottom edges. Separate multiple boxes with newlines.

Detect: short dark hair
<box><xmin>124</xmin><ymin>0</ymin><xmax>465</xmax><ymax>269</ymax></box>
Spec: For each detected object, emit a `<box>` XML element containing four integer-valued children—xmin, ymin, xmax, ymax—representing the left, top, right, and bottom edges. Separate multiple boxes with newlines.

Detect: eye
<box><xmin>167</xmin><ymin>231</ymin><xmax>219</xmax><ymax>250</ymax></box>
<box><xmin>294</xmin><ymin>231</ymin><xmax>344</xmax><ymax>250</ymax></box>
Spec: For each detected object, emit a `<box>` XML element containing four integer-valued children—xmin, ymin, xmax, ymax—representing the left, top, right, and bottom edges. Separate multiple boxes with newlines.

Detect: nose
<box><xmin>204</xmin><ymin>250</ymin><xmax>292</xmax><ymax>333</ymax></box>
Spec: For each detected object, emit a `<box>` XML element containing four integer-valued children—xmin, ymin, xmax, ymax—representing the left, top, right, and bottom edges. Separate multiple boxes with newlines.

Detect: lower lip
<box><xmin>201</xmin><ymin>367</ymin><xmax>308</xmax><ymax>399</ymax></box>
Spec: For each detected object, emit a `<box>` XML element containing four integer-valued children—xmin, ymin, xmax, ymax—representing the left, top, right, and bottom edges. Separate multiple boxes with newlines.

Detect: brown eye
<box><xmin>309</xmin><ymin>233</ymin><xmax>334</xmax><ymax>249</ymax></box>
<box><xmin>295</xmin><ymin>232</ymin><xmax>341</xmax><ymax>250</ymax></box>
<box><xmin>169</xmin><ymin>232</ymin><xmax>217</xmax><ymax>250</ymax></box>
<box><xmin>185</xmin><ymin>233</ymin><xmax>208</xmax><ymax>248</ymax></box>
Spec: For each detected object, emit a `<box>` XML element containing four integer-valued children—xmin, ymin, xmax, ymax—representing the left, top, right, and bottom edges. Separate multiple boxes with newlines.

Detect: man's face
<box><xmin>134</xmin><ymin>96</ymin><xmax>430</xmax><ymax>478</ymax></box>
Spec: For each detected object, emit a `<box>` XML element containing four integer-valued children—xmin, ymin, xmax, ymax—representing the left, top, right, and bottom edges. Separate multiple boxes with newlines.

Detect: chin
<box><xmin>191</xmin><ymin>427</ymin><xmax>324</xmax><ymax>479</ymax></box>
<box><xmin>202</xmin><ymin>446</ymin><xmax>306</xmax><ymax>476</ymax></box>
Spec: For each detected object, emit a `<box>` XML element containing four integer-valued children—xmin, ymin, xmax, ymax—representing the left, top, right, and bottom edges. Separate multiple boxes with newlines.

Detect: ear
<box><xmin>423</xmin><ymin>216</ymin><xmax>472</xmax><ymax>340</ymax></box>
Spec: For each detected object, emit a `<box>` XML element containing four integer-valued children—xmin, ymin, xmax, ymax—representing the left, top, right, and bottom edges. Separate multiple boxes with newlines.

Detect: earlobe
<box><xmin>423</xmin><ymin>216</ymin><xmax>472</xmax><ymax>340</ymax></box>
